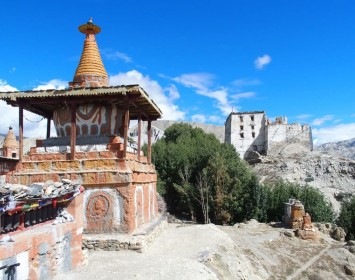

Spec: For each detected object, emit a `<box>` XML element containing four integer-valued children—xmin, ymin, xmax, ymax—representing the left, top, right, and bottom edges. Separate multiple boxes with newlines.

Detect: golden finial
<box><xmin>78</xmin><ymin>18</ymin><xmax>101</xmax><ymax>35</ymax></box>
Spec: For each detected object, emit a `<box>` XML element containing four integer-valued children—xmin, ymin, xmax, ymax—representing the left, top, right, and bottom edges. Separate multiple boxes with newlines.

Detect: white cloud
<box><xmin>173</xmin><ymin>73</ymin><xmax>215</xmax><ymax>91</ymax></box>
<box><xmin>313</xmin><ymin>123</ymin><xmax>355</xmax><ymax>145</ymax></box>
<box><xmin>191</xmin><ymin>114</ymin><xmax>206</xmax><ymax>123</ymax></box>
<box><xmin>216</xmin><ymin>102</ymin><xmax>233</xmax><ymax>116</ymax></box>
<box><xmin>102</xmin><ymin>49</ymin><xmax>132</xmax><ymax>63</ymax></box>
<box><xmin>0</xmin><ymin>79</ymin><xmax>17</xmax><ymax>92</ymax></box>
<box><xmin>0</xmin><ymin>101</ymin><xmax>19</xmax><ymax>134</ymax></box>
<box><xmin>312</xmin><ymin>115</ymin><xmax>333</xmax><ymax>126</ymax></box>
<box><xmin>32</xmin><ymin>79</ymin><xmax>67</xmax><ymax>90</ymax></box>
<box><xmin>173</xmin><ymin>73</ymin><xmax>231</xmax><ymax>115</ymax></box>
<box><xmin>296</xmin><ymin>114</ymin><xmax>313</xmax><ymax>120</ymax></box>
<box><xmin>0</xmin><ymin>80</ymin><xmax>57</xmax><ymax>137</ymax></box>
<box><xmin>231</xmin><ymin>92</ymin><xmax>255</xmax><ymax>100</ymax></box>
<box><xmin>173</xmin><ymin>73</ymin><xmax>256</xmax><ymax>117</ymax></box>
<box><xmin>254</xmin><ymin>54</ymin><xmax>271</xmax><ymax>70</ymax></box>
<box><xmin>0</xmin><ymin>81</ymin><xmax>19</xmax><ymax>135</ymax></box>
<box><xmin>0</xmin><ymin>100</ymin><xmax>56</xmax><ymax>138</ymax></box>
<box><xmin>166</xmin><ymin>84</ymin><xmax>180</xmax><ymax>100</ymax></box>
<box><xmin>232</xmin><ymin>78</ymin><xmax>260</xmax><ymax>87</ymax></box>
<box><xmin>109</xmin><ymin>70</ymin><xmax>185</xmax><ymax>120</ymax></box>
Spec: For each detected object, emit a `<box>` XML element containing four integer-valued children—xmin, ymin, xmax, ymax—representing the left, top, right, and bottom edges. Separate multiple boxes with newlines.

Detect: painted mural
<box><xmin>53</xmin><ymin>104</ymin><xmax>123</xmax><ymax>137</ymax></box>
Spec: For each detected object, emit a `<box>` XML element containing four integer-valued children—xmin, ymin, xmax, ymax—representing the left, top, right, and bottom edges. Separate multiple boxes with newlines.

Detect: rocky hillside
<box><xmin>316</xmin><ymin>138</ymin><xmax>355</xmax><ymax>160</ymax></box>
<box><xmin>251</xmin><ymin>143</ymin><xmax>355</xmax><ymax>213</ymax></box>
<box><xmin>129</xmin><ymin>120</ymin><xmax>225</xmax><ymax>144</ymax></box>
<box><xmin>153</xmin><ymin>120</ymin><xmax>225</xmax><ymax>142</ymax></box>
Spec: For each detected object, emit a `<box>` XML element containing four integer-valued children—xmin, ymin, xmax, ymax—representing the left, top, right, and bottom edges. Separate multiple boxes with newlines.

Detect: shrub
<box><xmin>337</xmin><ymin>196</ymin><xmax>355</xmax><ymax>240</ymax></box>
<box><xmin>264</xmin><ymin>181</ymin><xmax>335</xmax><ymax>223</ymax></box>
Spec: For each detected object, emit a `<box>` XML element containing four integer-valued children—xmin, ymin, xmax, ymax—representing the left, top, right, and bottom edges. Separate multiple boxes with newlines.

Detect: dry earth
<box><xmin>56</xmin><ymin>220</ymin><xmax>355</xmax><ymax>280</ymax></box>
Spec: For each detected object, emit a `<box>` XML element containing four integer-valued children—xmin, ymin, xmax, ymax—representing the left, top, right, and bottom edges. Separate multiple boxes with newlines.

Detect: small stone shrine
<box><xmin>283</xmin><ymin>199</ymin><xmax>319</xmax><ymax>240</ymax></box>
<box><xmin>0</xmin><ymin>18</ymin><xmax>162</xmax><ymax>279</ymax></box>
<box><xmin>0</xmin><ymin>126</ymin><xmax>19</xmax><ymax>159</ymax></box>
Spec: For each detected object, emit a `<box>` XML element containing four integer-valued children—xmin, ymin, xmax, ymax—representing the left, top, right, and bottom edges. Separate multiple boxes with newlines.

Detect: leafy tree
<box><xmin>337</xmin><ymin>196</ymin><xmax>355</xmax><ymax>240</ymax></box>
<box><xmin>151</xmin><ymin>123</ymin><xmax>260</xmax><ymax>224</ymax></box>
<box><xmin>264</xmin><ymin>181</ymin><xmax>334</xmax><ymax>223</ymax></box>
<box><xmin>150</xmin><ymin>123</ymin><xmax>335</xmax><ymax>226</ymax></box>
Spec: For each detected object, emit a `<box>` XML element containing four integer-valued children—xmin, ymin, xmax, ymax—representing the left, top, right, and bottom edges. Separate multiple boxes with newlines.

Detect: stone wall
<box><xmin>266</xmin><ymin>123</ymin><xmax>313</xmax><ymax>153</ymax></box>
<box><xmin>0</xmin><ymin>194</ymin><xmax>84</xmax><ymax>279</ymax></box>
<box><xmin>82</xmin><ymin>216</ymin><xmax>168</xmax><ymax>253</ymax></box>
<box><xmin>4</xmin><ymin>147</ymin><xmax>158</xmax><ymax>234</ymax></box>
<box><xmin>225</xmin><ymin>112</ymin><xmax>312</xmax><ymax>159</ymax></box>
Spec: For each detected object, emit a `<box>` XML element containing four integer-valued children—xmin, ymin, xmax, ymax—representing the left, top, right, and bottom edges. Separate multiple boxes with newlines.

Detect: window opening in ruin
<box><xmin>12</xmin><ymin>152</ymin><xmax>16</xmax><ymax>158</ymax></box>
<box><xmin>251</xmin><ymin>125</ymin><xmax>255</xmax><ymax>130</ymax></box>
<box><xmin>240</xmin><ymin>125</ymin><xmax>244</xmax><ymax>131</ymax></box>
<box><xmin>240</xmin><ymin>133</ymin><xmax>244</xmax><ymax>138</ymax></box>
<box><xmin>250</xmin><ymin>115</ymin><xmax>254</xmax><ymax>121</ymax></box>
<box><xmin>252</xmin><ymin>132</ymin><xmax>255</xmax><ymax>138</ymax></box>
<box><xmin>239</xmin><ymin>116</ymin><xmax>243</xmax><ymax>122</ymax></box>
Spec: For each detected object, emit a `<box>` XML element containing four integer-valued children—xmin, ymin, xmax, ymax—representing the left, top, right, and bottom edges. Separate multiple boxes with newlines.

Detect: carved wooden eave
<box><xmin>0</xmin><ymin>85</ymin><xmax>162</xmax><ymax>121</ymax></box>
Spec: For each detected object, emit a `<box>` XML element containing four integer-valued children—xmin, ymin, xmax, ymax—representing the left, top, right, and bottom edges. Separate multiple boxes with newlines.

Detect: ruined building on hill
<box><xmin>225</xmin><ymin>111</ymin><xmax>313</xmax><ymax>159</ymax></box>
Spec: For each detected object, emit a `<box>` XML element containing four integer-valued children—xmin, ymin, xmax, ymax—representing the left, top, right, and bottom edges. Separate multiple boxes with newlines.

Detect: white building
<box><xmin>225</xmin><ymin>112</ymin><xmax>313</xmax><ymax>159</ymax></box>
<box><xmin>225</xmin><ymin>111</ymin><xmax>266</xmax><ymax>159</ymax></box>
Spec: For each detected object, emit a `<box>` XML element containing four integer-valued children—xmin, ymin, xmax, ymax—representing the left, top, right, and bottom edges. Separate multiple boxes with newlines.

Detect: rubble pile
<box><xmin>0</xmin><ymin>179</ymin><xmax>83</xmax><ymax>215</ymax></box>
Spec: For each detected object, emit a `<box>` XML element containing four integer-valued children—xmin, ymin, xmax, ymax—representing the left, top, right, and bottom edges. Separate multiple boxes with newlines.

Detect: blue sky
<box><xmin>0</xmin><ymin>0</ymin><xmax>354</xmax><ymax>144</ymax></box>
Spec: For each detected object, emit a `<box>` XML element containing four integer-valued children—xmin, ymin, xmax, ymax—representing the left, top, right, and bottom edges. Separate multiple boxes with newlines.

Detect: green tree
<box><xmin>151</xmin><ymin>123</ymin><xmax>264</xmax><ymax>224</ymax></box>
<box><xmin>264</xmin><ymin>181</ymin><xmax>334</xmax><ymax>223</ymax></box>
<box><xmin>337</xmin><ymin>196</ymin><xmax>355</xmax><ymax>240</ymax></box>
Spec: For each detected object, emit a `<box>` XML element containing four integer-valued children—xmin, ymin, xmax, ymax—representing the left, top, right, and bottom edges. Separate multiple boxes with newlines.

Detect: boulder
<box><xmin>331</xmin><ymin>227</ymin><xmax>346</xmax><ymax>242</ymax></box>
<box><xmin>344</xmin><ymin>264</ymin><xmax>355</xmax><ymax>276</ymax></box>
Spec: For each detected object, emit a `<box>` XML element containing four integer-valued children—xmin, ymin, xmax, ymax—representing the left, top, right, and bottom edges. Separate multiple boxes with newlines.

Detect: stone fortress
<box><xmin>128</xmin><ymin>111</ymin><xmax>313</xmax><ymax>160</ymax></box>
<box><xmin>224</xmin><ymin>111</ymin><xmax>313</xmax><ymax>159</ymax></box>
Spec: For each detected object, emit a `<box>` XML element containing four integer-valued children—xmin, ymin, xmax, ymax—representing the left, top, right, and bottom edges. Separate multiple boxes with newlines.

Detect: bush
<box><xmin>264</xmin><ymin>181</ymin><xmax>335</xmax><ymax>223</ymax></box>
<box><xmin>337</xmin><ymin>196</ymin><xmax>355</xmax><ymax>240</ymax></box>
<box><xmin>150</xmin><ymin>124</ymin><xmax>335</xmax><ymax>226</ymax></box>
<box><xmin>151</xmin><ymin>123</ymin><xmax>260</xmax><ymax>224</ymax></box>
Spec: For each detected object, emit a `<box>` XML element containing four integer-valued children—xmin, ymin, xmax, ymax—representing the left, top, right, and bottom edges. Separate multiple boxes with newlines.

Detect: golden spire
<box><xmin>69</xmin><ymin>18</ymin><xmax>108</xmax><ymax>88</ymax></box>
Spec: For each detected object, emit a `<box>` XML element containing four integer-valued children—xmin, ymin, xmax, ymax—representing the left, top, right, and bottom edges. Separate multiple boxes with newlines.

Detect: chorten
<box><xmin>0</xmin><ymin>18</ymin><xmax>162</xmax><ymax>234</ymax></box>
<box><xmin>69</xmin><ymin>18</ymin><xmax>108</xmax><ymax>88</ymax></box>
<box><xmin>3</xmin><ymin>126</ymin><xmax>18</xmax><ymax>149</ymax></box>
<box><xmin>2</xmin><ymin>126</ymin><xmax>19</xmax><ymax>158</ymax></box>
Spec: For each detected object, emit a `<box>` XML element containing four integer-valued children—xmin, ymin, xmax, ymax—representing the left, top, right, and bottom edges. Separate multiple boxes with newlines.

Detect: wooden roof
<box><xmin>0</xmin><ymin>85</ymin><xmax>162</xmax><ymax>121</ymax></box>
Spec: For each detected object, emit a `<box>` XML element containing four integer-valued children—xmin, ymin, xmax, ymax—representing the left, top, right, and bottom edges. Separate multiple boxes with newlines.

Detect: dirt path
<box><xmin>57</xmin><ymin>222</ymin><xmax>355</xmax><ymax>280</ymax></box>
<box><xmin>286</xmin><ymin>245</ymin><xmax>331</xmax><ymax>280</ymax></box>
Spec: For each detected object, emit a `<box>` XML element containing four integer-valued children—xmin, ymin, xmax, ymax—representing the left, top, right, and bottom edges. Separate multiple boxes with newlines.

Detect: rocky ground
<box><xmin>57</xmin><ymin>220</ymin><xmax>355</xmax><ymax>280</ymax></box>
<box><xmin>250</xmin><ymin>143</ymin><xmax>355</xmax><ymax>213</ymax></box>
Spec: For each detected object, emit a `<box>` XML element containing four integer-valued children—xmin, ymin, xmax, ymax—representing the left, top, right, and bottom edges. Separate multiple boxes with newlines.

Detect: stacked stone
<box><xmin>290</xmin><ymin>200</ymin><xmax>305</xmax><ymax>229</ymax></box>
<box><xmin>53</xmin><ymin>209</ymin><xmax>74</xmax><ymax>225</ymax></box>
<box><xmin>0</xmin><ymin>179</ymin><xmax>82</xmax><ymax>214</ymax></box>
<box><xmin>295</xmin><ymin>213</ymin><xmax>320</xmax><ymax>240</ymax></box>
